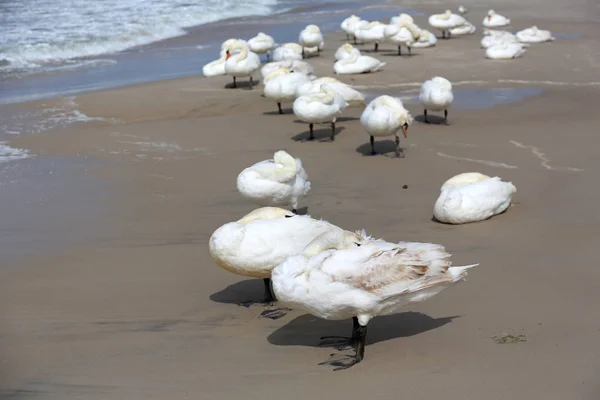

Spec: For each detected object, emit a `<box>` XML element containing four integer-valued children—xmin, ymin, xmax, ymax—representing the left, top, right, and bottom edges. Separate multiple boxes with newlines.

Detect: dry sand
<box><xmin>2</xmin><ymin>0</ymin><xmax>600</xmax><ymax>399</ymax></box>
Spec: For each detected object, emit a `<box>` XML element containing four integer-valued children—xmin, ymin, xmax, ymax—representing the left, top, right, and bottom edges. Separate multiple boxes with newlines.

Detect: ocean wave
<box><xmin>0</xmin><ymin>142</ymin><xmax>30</xmax><ymax>164</ymax></box>
<box><xmin>0</xmin><ymin>0</ymin><xmax>278</xmax><ymax>74</ymax></box>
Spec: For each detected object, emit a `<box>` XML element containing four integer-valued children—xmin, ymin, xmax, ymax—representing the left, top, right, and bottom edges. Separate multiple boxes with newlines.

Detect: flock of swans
<box><xmin>205</xmin><ymin>7</ymin><xmax>531</xmax><ymax>370</ymax></box>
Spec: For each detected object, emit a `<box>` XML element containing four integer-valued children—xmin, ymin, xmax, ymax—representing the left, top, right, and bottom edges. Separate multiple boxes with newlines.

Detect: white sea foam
<box><xmin>0</xmin><ymin>0</ymin><xmax>278</xmax><ymax>74</ymax></box>
<box><xmin>0</xmin><ymin>142</ymin><xmax>30</xmax><ymax>164</ymax></box>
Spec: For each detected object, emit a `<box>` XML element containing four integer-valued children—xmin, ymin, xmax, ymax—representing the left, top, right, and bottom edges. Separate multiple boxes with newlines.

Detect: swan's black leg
<box><xmin>249</xmin><ymin>75</ymin><xmax>253</xmax><ymax>90</ymax></box>
<box><xmin>278</xmin><ymin>102</ymin><xmax>283</xmax><ymax>114</ymax></box>
<box><xmin>318</xmin><ymin>317</ymin><xmax>359</xmax><ymax>350</ymax></box>
<box><xmin>394</xmin><ymin>135</ymin><xmax>404</xmax><ymax>158</ymax></box>
<box><xmin>374</xmin><ymin>42</ymin><xmax>379</xmax><ymax>52</ymax></box>
<box><xmin>232</xmin><ymin>76</ymin><xmax>237</xmax><ymax>88</ymax></box>
<box><xmin>442</xmin><ymin>30</ymin><xmax>445</xmax><ymax>39</ymax></box>
<box><xmin>301</xmin><ymin>48</ymin><xmax>305</xmax><ymax>59</ymax></box>
<box><xmin>408</xmin><ymin>46</ymin><xmax>412</xmax><ymax>56</ymax></box>
<box><xmin>424</xmin><ymin>109</ymin><xmax>429</xmax><ymax>123</ymax></box>
<box><xmin>259</xmin><ymin>278</ymin><xmax>292</xmax><ymax>320</ymax></box>
<box><xmin>444</xmin><ymin>109</ymin><xmax>448</xmax><ymax>124</ymax></box>
<box><xmin>398</xmin><ymin>45</ymin><xmax>402</xmax><ymax>56</ymax></box>
<box><xmin>319</xmin><ymin>318</ymin><xmax>368</xmax><ymax>371</ymax></box>
<box><xmin>370</xmin><ymin>135</ymin><xmax>376</xmax><ymax>155</ymax></box>
<box><xmin>309</xmin><ymin>123</ymin><xmax>315</xmax><ymax>140</ymax></box>
<box><xmin>448</xmin><ymin>30</ymin><xmax>452</xmax><ymax>39</ymax></box>
<box><xmin>330</xmin><ymin>122</ymin><xmax>335</xmax><ymax>141</ymax></box>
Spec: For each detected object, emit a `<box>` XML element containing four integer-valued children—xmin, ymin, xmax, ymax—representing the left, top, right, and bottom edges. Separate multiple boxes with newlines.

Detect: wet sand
<box><xmin>2</xmin><ymin>0</ymin><xmax>600</xmax><ymax>399</ymax></box>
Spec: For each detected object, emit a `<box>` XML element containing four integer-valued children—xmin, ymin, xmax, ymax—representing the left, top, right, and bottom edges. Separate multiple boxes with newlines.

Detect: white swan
<box><xmin>354</xmin><ymin>21</ymin><xmax>387</xmax><ymax>51</ymax></box>
<box><xmin>248</xmin><ymin>32</ymin><xmax>276</xmax><ymax>61</ymax></box>
<box><xmin>483</xmin><ymin>10</ymin><xmax>510</xmax><ymax>28</ymax></box>
<box><xmin>390</xmin><ymin>13</ymin><xmax>414</xmax><ymax>25</ymax></box>
<box><xmin>341</xmin><ymin>15</ymin><xmax>362</xmax><ymax>41</ymax></box>
<box><xmin>450</xmin><ymin>20</ymin><xmax>476</xmax><ymax>36</ymax></box>
<box><xmin>224</xmin><ymin>42</ymin><xmax>261</xmax><ymax>89</ymax></box>
<box><xmin>419</xmin><ymin>76</ymin><xmax>454</xmax><ymax>124</ymax></box>
<box><xmin>334</xmin><ymin>43</ymin><xmax>361</xmax><ymax>61</ymax></box>
<box><xmin>428</xmin><ymin>10</ymin><xmax>466</xmax><ymax>39</ymax></box>
<box><xmin>458</xmin><ymin>5</ymin><xmax>468</xmax><ymax>15</ymax></box>
<box><xmin>260</xmin><ymin>59</ymin><xmax>314</xmax><ymax>79</ymax></box>
<box><xmin>384</xmin><ymin>21</ymin><xmax>421</xmax><ymax>55</ymax></box>
<box><xmin>263</xmin><ymin>68</ymin><xmax>312</xmax><ymax>114</ymax></box>
<box><xmin>293</xmin><ymin>84</ymin><xmax>347</xmax><ymax>142</ymax></box>
<box><xmin>271</xmin><ymin>229</ymin><xmax>478</xmax><ymax>370</ymax></box>
<box><xmin>333</xmin><ymin>50</ymin><xmax>385</xmax><ymax>74</ymax></box>
<box><xmin>202</xmin><ymin>39</ymin><xmax>246</xmax><ymax>77</ymax></box>
<box><xmin>433</xmin><ymin>172</ymin><xmax>517</xmax><ymax>224</ymax></box>
<box><xmin>347</xmin><ymin>18</ymin><xmax>369</xmax><ymax>44</ymax></box>
<box><xmin>272</xmin><ymin>43</ymin><xmax>303</xmax><ymax>61</ymax></box>
<box><xmin>485</xmin><ymin>42</ymin><xmax>527</xmax><ymax>59</ymax></box>
<box><xmin>299</xmin><ymin>25</ymin><xmax>324</xmax><ymax>58</ymax></box>
<box><xmin>296</xmin><ymin>77</ymin><xmax>366</xmax><ymax>108</ymax></box>
<box><xmin>481</xmin><ymin>32</ymin><xmax>518</xmax><ymax>49</ymax></box>
<box><xmin>237</xmin><ymin>151</ymin><xmax>311</xmax><ymax>213</ymax></box>
<box><xmin>516</xmin><ymin>26</ymin><xmax>555</xmax><ymax>43</ymax></box>
<box><xmin>209</xmin><ymin>207</ymin><xmax>342</xmax><ymax>317</ymax></box>
<box><xmin>360</xmin><ymin>95</ymin><xmax>412</xmax><ymax>158</ymax></box>
<box><xmin>411</xmin><ymin>29</ymin><xmax>438</xmax><ymax>48</ymax></box>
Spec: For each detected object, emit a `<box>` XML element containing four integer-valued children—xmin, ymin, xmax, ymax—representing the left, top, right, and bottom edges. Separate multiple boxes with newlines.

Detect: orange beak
<box><xmin>225</xmin><ymin>50</ymin><xmax>231</xmax><ymax>60</ymax></box>
<box><xmin>402</xmin><ymin>124</ymin><xmax>408</xmax><ymax>138</ymax></box>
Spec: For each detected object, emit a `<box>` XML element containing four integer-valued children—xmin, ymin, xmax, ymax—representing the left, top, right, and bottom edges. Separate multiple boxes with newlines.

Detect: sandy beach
<box><xmin>2</xmin><ymin>0</ymin><xmax>600</xmax><ymax>399</ymax></box>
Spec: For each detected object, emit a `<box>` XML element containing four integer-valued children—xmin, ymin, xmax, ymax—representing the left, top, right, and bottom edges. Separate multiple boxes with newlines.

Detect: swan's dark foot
<box><xmin>237</xmin><ymin>278</ymin><xmax>276</xmax><ymax>308</ymax></box>
<box><xmin>318</xmin><ymin>354</ymin><xmax>363</xmax><ymax>371</ymax></box>
<box><xmin>260</xmin><ymin>307</ymin><xmax>292</xmax><ymax>320</ymax></box>
<box><xmin>385</xmin><ymin>151</ymin><xmax>405</xmax><ymax>159</ymax></box>
<box><xmin>318</xmin><ymin>336</ymin><xmax>355</xmax><ymax>350</ymax></box>
<box><xmin>318</xmin><ymin>137</ymin><xmax>334</xmax><ymax>143</ymax></box>
<box><xmin>238</xmin><ymin>299</ymin><xmax>273</xmax><ymax>308</ymax></box>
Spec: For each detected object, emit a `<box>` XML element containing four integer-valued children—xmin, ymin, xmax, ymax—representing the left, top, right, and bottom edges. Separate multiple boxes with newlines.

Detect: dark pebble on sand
<box><xmin>402</xmin><ymin>185</ymin><xmax>408</xmax><ymax>189</ymax></box>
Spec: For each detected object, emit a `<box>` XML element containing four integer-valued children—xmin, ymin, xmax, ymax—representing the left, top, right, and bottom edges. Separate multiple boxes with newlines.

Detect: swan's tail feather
<box><xmin>448</xmin><ymin>263</ymin><xmax>479</xmax><ymax>281</ymax></box>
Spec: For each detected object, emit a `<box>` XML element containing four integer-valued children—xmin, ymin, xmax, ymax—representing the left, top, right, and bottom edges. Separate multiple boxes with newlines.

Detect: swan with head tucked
<box><xmin>481</xmin><ymin>31</ymin><xmax>518</xmax><ymax>48</ymax></box>
<box><xmin>483</xmin><ymin>10</ymin><xmax>510</xmax><ymax>28</ymax></box>
<box><xmin>433</xmin><ymin>172</ymin><xmax>517</xmax><ymax>224</ymax></box>
<box><xmin>236</xmin><ymin>150</ymin><xmax>311</xmax><ymax>213</ymax></box>
<box><xmin>390</xmin><ymin>13</ymin><xmax>414</xmax><ymax>25</ymax></box>
<box><xmin>272</xmin><ymin>43</ymin><xmax>303</xmax><ymax>61</ymax></box>
<box><xmin>293</xmin><ymin>84</ymin><xmax>347</xmax><ymax>142</ymax></box>
<box><xmin>271</xmin><ymin>229</ymin><xmax>479</xmax><ymax>370</ymax></box>
<box><xmin>209</xmin><ymin>207</ymin><xmax>342</xmax><ymax>318</ymax></box>
<box><xmin>411</xmin><ymin>29</ymin><xmax>438</xmax><ymax>48</ymax></box>
<box><xmin>261</xmin><ymin>59</ymin><xmax>314</xmax><ymax>79</ymax></box>
<box><xmin>263</xmin><ymin>68</ymin><xmax>312</xmax><ymax>114</ymax></box>
<box><xmin>419</xmin><ymin>76</ymin><xmax>454</xmax><ymax>124</ymax></box>
<box><xmin>354</xmin><ymin>21</ymin><xmax>386</xmax><ymax>51</ymax></box>
<box><xmin>449</xmin><ymin>20</ymin><xmax>476</xmax><ymax>36</ymax></box>
<box><xmin>333</xmin><ymin>50</ymin><xmax>385</xmax><ymax>74</ymax></box>
<box><xmin>485</xmin><ymin>42</ymin><xmax>527</xmax><ymax>59</ymax></box>
<box><xmin>202</xmin><ymin>39</ymin><xmax>246</xmax><ymax>77</ymax></box>
<box><xmin>341</xmin><ymin>15</ymin><xmax>362</xmax><ymax>41</ymax></box>
<box><xmin>384</xmin><ymin>21</ymin><xmax>421</xmax><ymax>55</ymax></box>
<box><xmin>299</xmin><ymin>25</ymin><xmax>324</xmax><ymax>58</ymax></box>
<box><xmin>296</xmin><ymin>77</ymin><xmax>366</xmax><ymax>108</ymax></box>
<box><xmin>516</xmin><ymin>26</ymin><xmax>555</xmax><ymax>43</ymax></box>
<box><xmin>334</xmin><ymin>43</ymin><xmax>361</xmax><ymax>61</ymax></box>
<box><xmin>248</xmin><ymin>32</ymin><xmax>276</xmax><ymax>61</ymax></box>
<box><xmin>428</xmin><ymin>10</ymin><xmax>466</xmax><ymax>39</ymax></box>
<box><xmin>224</xmin><ymin>42</ymin><xmax>261</xmax><ymax>89</ymax></box>
<box><xmin>458</xmin><ymin>5</ymin><xmax>468</xmax><ymax>15</ymax></box>
<box><xmin>360</xmin><ymin>95</ymin><xmax>413</xmax><ymax>158</ymax></box>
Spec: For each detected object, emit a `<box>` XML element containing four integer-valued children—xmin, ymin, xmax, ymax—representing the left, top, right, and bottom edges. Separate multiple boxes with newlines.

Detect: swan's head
<box><xmin>302</xmin><ymin>229</ymin><xmax>367</xmax><ymax>257</ymax></box>
<box><xmin>273</xmin><ymin>150</ymin><xmax>296</xmax><ymax>168</ymax></box>
<box><xmin>441</xmin><ymin>172</ymin><xmax>491</xmax><ymax>189</ymax></box>
<box><xmin>237</xmin><ymin>207</ymin><xmax>295</xmax><ymax>225</ymax></box>
<box><xmin>378</xmin><ymin>96</ymin><xmax>413</xmax><ymax>137</ymax></box>
<box><xmin>487</xmin><ymin>9</ymin><xmax>495</xmax><ymax>20</ymax></box>
<box><xmin>341</xmin><ymin>43</ymin><xmax>355</xmax><ymax>51</ymax></box>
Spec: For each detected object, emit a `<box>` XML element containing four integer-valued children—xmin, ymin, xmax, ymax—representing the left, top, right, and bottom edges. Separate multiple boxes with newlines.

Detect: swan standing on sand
<box><xmin>483</xmin><ymin>10</ymin><xmax>510</xmax><ymax>28</ymax></box>
<box><xmin>293</xmin><ymin>84</ymin><xmax>347</xmax><ymax>142</ymax></box>
<box><xmin>384</xmin><ymin>21</ymin><xmax>421</xmax><ymax>55</ymax></box>
<box><xmin>354</xmin><ymin>21</ymin><xmax>386</xmax><ymax>51</ymax></box>
<box><xmin>341</xmin><ymin>15</ymin><xmax>361</xmax><ymax>41</ymax></box>
<box><xmin>224</xmin><ymin>42</ymin><xmax>261</xmax><ymax>89</ymax></box>
<box><xmin>296</xmin><ymin>77</ymin><xmax>366</xmax><ymax>108</ymax></box>
<box><xmin>419</xmin><ymin>77</ymin><xmax>454</xmax><ymax>124</ymax></box>
<box><xmin>334</xmin><ymin>43</ymin><xmax>361</xmax><ymax>61</ymax></box>
<box><xmin>299</xmin><ymin>25</ymin><xmax>324</xmax><ymax>58</ymax></box>
<box><xmin>248</xmin><ymin>32</ymin><xmax>276</xmax><ymax>61</ymax></box>
<box><xmin>272</xmin><ymin>43</ymin><xmax>303</xmax><ymax>61</ymax></box>
<box><xmin>360</xmin><ymin>95</ymin><xmax>412</xmax><ymax>158</ymax></box>
<box><xmin>516</xmin><ymin>26</ymin><xmax>555</xmax><ymax>43</ymax></box>
<box><xmin>236</xmin><ymin>151</ymin><xmax>311</xmax><ymax>213</ymax></box>
<box><xmin>263</xmin><ymin>68</ymin><xmax>312</xmax><ymax>114</ymax></box>
<box><xmin>261</xmin><ymin>59</ymin><xmax>314</xmax><ymax>79</ymax></box>
<box><xmin>428</xmin><ymin>10</ymin><xmax>466</xmax><ymax>39</ymax></box>
<box><xmin>209</xmin><ymin>207</ymin><xmax>342</xmax><ymax>319</ymax></box>
<box><xmin>333</xmin><ymin>50</ymin><xmax>385</xmax><ymax>74</ymax></box>
<box><xmin>411</xmin><ymin>30</ymin><xmax>438</xmax><ymax>48</ymax></box>
<box><xmin>433</xmin><ymin>172</ymin><xmax>517</xmax><ymax>224</ymax></box>
<box><xmin>271</xmin><ymin>229</ymin><xmax>478</xmax><ymax>370</ymax></box>
<box><xmin>202</xmin><ymin>39</ymin><xmax>246</xmax><ymax>77</ymax></box>
<box><xmin>485</xmin><ymin>42</ymin><xmax>527</xmax><ymax>59</ymax></box>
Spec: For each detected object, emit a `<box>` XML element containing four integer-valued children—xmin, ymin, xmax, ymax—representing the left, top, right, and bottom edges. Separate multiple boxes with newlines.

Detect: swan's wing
<box><xmin>247</xmin><ymin>160</ymin><xmax>297</xmax><ymax>183</ymax></box>
<box><xmin>320</xmin><ymin>241</ymin><xmax>456</xmax><ymax>300</ymax></box>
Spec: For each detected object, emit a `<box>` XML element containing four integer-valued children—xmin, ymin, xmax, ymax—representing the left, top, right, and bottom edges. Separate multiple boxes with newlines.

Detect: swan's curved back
<box><xmin>302</xmin><ymin>229</ymin><xmax>363</xmax><ymax>257</ymax></box>
<box><xmin>237</xmin><ymin>207</ymin><xmax>293</xmax><ymax>225</ymax></box>
<box><xmin>441</xmin><ymin>172</ymin><xmax>490</xmax><ymax>189</ymax></box>
<box><xmin>431</xmin><ymin>76</ymin><xmax>452</xmax><ymax>91</ymax></box>
<box><xmin>264</xmin><ymin>68</ymin><xmax>291</xmax><ymax>83</ymax></box>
